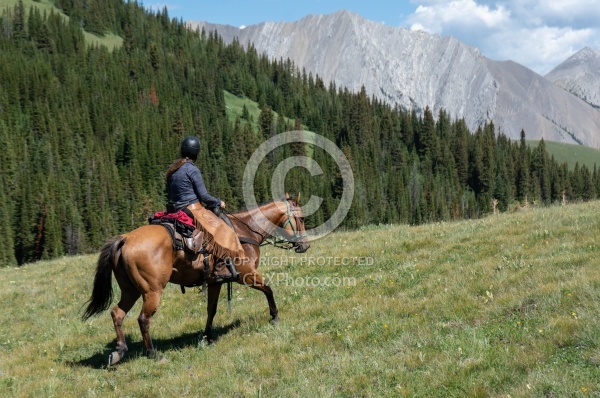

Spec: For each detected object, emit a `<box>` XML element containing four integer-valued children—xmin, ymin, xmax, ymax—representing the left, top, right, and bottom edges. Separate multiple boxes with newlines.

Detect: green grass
<box><xmin>0</xmin><ymin>0</ymin><xmax>123</xmax><ymax>50</ymax></box>
<box><xmin>223</xmin><ymin>90</ymin><xmax>263</xmax><ymax>132</ymax></box>
<box><xmin>82</xmin><ymin>31</ymin><xmax>122</xmax><ymax>52</ymax></box>
<box><xmin>1</xmin><ymin>201</ymin><xmax>600</xmax><ymax>396</ymax></box>
<box><xmin>529</xmin><ymin>140</ymin><xmax>600</xmax><ymax>170</ymax></box>
<box><xmin>0</xmin><ymin>0</ymin><xmax>56</xmax><ymax>16</ymax></box>
<box><xmin>224</xmin><ymin>90</ymin><xmax>307</xmax><ymax>132</ymax></box>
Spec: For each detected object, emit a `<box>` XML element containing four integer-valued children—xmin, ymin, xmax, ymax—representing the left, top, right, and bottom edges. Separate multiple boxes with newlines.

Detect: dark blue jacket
<box><xmin>166</xmin><ymin>160</ymin><xmax>221</xmax><ymax>210</ymax></box>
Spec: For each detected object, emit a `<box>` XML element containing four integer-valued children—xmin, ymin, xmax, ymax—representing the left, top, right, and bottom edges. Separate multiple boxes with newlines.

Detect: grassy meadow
<box><xmin>529</xmin><ymin>140</ymin><xmax>600</xmax><ymax>170</ymax></box>
<box><xmin>0</xmin><ymin>0</ymin><xmax>123</xmax><ymax>50</ymax></box>
<box><xmin>224</xmin><ymin>90</ymin><xmax>308</xmax><ymax>134</ymax></box>
<box><xmin>1</xmin><ymin>0</ymin><xmax>56</xmax><ymax>16</ymax></box>
<box><xmin>1</xmin><ymin>201</ymin><xmax>599</xmax><ymax>397</ymax></box>
<box><xmin>224</xmin><ymin>90</ymin><xmax>264</xmax><ymax>126</ymax></box>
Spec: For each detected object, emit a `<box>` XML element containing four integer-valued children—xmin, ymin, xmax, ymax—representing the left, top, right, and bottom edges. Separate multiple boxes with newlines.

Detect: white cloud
<box><xmin>488</xmin><ymin>26</ymin><xmax>595</xmax><ymax>73</ymax></box>
<box><xmin>404</xmin><ymin>0</ymin><xmax>600</xmax><ymax>75</ymax></box>
<box><xmin>528</xmin><ymin>0</ymin><xmax>600</xmax><ymax>25</ymax></box>
<box><xmin>409</xmin><ymin>0</ymin><xmax>509</xmax><ymax>33</ymax></box>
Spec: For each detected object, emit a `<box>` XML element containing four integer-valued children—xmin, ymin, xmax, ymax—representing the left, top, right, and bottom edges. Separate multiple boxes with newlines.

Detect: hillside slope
<box><xmin>0</xmin><ymin>0</ymin><xmax>123</xmax><ymax>49</ymax></box>
<box><xmin>2</xmin><ymin>0</ymin><xmax>600</xmax><ymax>270</ymax></box>
<box><xmin>532</xmin><ymin>140</ymin><xmax>600</xmax><ymax>169</ymax></box>
<box><xmin>195</xmin><ymin>10</ymin><xmax>600</xmax><ymax>148</ymax></box>
<box><xmin>1</xmin><ymin>201</ymin><xmax>599</xmax><ymax>396</ymax></box>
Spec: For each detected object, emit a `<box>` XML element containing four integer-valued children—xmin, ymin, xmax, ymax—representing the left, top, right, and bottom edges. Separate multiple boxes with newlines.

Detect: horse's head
<box><xmin>233</xmin><ymin>193</ymin><xmax>311</xmax><ymax>253</ymax></box>
<box><xmin>276</xmin><ymin>193</ymin><xmax>310</xmax><ymax>253</ymax></box>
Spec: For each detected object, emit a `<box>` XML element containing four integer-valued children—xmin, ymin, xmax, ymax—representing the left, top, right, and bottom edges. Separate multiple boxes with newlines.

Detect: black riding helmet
<box><xmin>180</xmin><ymin>136</ymin><xmax>200</xmax><ymax>159</ymax></box>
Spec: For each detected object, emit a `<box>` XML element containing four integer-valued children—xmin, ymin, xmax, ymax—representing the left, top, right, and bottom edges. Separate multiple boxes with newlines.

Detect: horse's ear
<box><xmin>285</xmin><ymin>192</ymin><xmax>290</xmax><ymax>199</ymax></box>
<box><xmin>295</xmin><ymin>192</ymin><xmax>301</xmax><ymax>204</ymax></box>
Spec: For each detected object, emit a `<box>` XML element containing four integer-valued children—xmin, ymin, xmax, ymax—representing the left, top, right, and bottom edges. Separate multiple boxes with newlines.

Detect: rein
<box><xmin>223</xmin><ymin>200</ymin><xmax>306</xmax><ymax>250</ymax></box>
<box><xmin>222</xmin><ymin>208</ymin><xmax>268</xmax><ymax>246</ymax></box>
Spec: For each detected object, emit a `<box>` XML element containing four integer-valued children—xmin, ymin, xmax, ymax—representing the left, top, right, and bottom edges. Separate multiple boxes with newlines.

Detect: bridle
<box><xmin>280</xmin><ymin>199</ymin><xmax>307</xmax><ymax>244</ymax></box>
<box><xmin>224</xmin><ymin>199</ymin><xmax>307</xmax><ymax>250</ymax></box>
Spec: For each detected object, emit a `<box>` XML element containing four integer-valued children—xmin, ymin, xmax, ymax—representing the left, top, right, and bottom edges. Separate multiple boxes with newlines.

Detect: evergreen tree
<box><xmin>12</xmin><ymin>0</ymin><xmax>27</xmax><ymax>41</ymax></box>
<box><xmin>532</xmin><ymin>139</ymin><xmax>551</xmax><ymax>204</ymax></box>
<box><xmin>0</xmin><ymin>0</ymin><xmax>594</xmax><ymax>265</ymax></box>
<box><xmin>516</xmin><ymin>130</ymin><xmax>530</xmax><ymax>201</ymax></box>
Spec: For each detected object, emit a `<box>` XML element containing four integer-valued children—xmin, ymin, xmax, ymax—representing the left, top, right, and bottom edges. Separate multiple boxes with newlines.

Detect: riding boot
<box><xmin>226</xmin><ymin>257</ymin><xmax>240</xmax><ymax>280</ymax></box>
<box><xmin>213</xmin><ymin>257</ymin><xmax>239</xmax><ymax>283</ymax></box>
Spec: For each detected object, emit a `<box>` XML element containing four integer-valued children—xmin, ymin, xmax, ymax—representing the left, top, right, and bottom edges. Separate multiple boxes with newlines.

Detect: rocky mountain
<box><xmin>546</xmin><ymin>47</ymin><xmax>600</xmax><ymax>109</ymax></box>
<box><xmin>192</xmin><ymin>10</ymin><xmax>600</xmax><ymax>148</ymax></box>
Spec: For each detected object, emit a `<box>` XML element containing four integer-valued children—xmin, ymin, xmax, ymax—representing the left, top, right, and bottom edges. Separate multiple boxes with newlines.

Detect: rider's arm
<box><xmin>188</xmin><ymin>166</ymin><xmax>221</xmax><ymax>209</ymax></box>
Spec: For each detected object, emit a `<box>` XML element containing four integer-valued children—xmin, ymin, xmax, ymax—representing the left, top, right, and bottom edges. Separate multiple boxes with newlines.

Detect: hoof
<box><xmin>198</xmin><ymin>336</ymin><xmax>209</xmax><ymax>348</ymax></box>
<box><xmin>108</xmin><ymin>350</ymin><xmax>125</xmax><ymax>366</ymax></box>
<box><xmin>269</xmin><ymin>317</ymin><xmax>279</xmax><ymax>326</ymax></box>
<box><xmin>203</xmin><ymin>335</ymin><xmax>215</xmax><ymax>345</ymax></box>
<box><xmin>157</xmin><ymin>355</ymin><xmax>167</xmax><ymax>364</ymax></box>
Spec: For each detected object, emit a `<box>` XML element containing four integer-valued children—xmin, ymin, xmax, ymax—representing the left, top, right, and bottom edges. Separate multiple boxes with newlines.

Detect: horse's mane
<box><xmin>231</xmin><ymin>197</ymin><xmax>297</xmax><ymax>215</ymax></box>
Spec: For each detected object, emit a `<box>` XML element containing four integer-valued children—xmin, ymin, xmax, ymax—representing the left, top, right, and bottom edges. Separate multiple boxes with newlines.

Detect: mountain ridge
<box><xmin>546</xmin><ymin>47</ymin><xmax>600</xmax><ymax>109</ymax></box>
<box><xmin>191</xmin><ymin>10</ymin><xmax>600</xmax><ymax>148</ymax></box>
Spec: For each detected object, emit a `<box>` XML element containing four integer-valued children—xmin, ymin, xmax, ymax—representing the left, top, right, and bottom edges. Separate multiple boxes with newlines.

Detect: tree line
<box><xmin>1</xmin><ymin>0</ymin><xmax>598</xmax><ymax>266</ymax></box>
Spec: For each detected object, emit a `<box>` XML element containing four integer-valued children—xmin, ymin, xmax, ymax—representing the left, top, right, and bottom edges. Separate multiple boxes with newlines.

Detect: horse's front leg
<box><xmin>204</xmin><ymin>282</ymin><xmax>223</xmax><ymax>342</ymax></box>
<box><xmin>240</xmin><ymin>270</ymin><xmax>278</xmax><ymax>324</ymax></box>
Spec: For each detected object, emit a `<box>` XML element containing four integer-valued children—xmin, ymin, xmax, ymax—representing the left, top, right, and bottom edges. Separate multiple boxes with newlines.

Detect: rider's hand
<box><xmin>220</xmin><ymin>200</ymin><xmax>226</xmax><ymax>209</ymax></box>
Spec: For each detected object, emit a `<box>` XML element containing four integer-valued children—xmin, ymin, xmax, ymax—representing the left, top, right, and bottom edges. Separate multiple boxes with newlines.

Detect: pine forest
<box><xmin>1</xmin><ymin>0</ymin><xmax>599</xmax><ymax>266</ymax></box>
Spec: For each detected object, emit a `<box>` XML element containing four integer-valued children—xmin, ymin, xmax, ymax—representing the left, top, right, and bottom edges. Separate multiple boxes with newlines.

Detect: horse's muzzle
<box><xmin>294</xmin><ymin>241</ymin><xmax>310</xmax><ymax>253</ymax></box>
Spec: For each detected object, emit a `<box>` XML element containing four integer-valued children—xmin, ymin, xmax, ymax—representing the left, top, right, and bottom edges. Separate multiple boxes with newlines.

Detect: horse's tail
<box><xmin>82</xmin><ymin>235</ymin><xmax>126</xmax><ymax>320</ymax></box>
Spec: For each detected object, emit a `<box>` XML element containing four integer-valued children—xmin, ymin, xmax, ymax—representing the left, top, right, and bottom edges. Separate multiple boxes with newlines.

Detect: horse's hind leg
<box><xmin>109</xmin><ymin>268</ymin><xmax>141</xmax><ymax>365</ymax></box>
<box><xmin>138</xmin><ymin>290</ymin><xmax>162</xmax><ymax>359</ymax></box>
<box><xmin>240</xmin><ymin>271</ymin><xmax>278</xmax><ymax>324</ymax></box>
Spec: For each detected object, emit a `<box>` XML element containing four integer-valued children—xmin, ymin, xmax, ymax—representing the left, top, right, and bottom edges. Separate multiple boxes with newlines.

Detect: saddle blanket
<box><xmin>151</xmin><ymin>210</ymin><xmax>195</xmax><ymax>229</ymax></box>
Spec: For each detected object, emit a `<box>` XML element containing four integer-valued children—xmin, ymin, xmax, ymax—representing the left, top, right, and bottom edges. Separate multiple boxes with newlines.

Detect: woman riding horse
<box><xmin>82</xmin><ymin>156</ymin><xmax>310</xmax><ymax>365</ymax></box>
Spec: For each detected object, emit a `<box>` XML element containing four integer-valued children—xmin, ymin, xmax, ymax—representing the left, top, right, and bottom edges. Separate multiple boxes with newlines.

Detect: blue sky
<box><xmin>149</xmin><ymin>0</ymin><xmax>600</xmax><ymax>76</ymax></box>
<box><xmin>154</xmin><ymin>1</ymin><xmax>415</xmax><ymax>27</ymax></box>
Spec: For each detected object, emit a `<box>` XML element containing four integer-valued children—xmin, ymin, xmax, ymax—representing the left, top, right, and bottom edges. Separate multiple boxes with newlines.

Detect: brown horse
<box><xmin>82</xmin><ymin>194</ymin><xmax>309</xmax><ymax>365</ymax></box>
